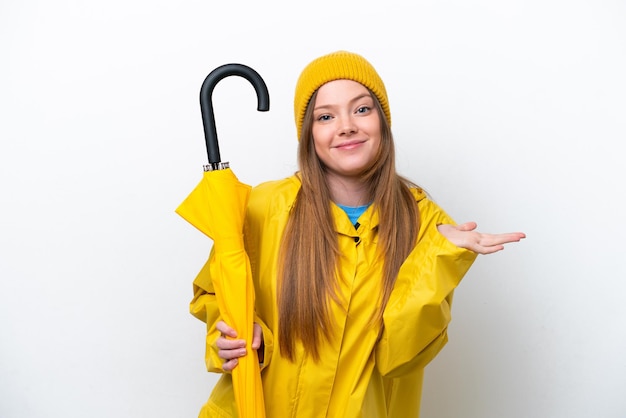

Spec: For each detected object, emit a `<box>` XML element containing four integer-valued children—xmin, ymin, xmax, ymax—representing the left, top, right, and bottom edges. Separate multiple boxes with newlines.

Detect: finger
<box><xmin>218</xmin><ymin>346</ymin><xmax>247</xmax><ymax>361</ymax></box>
<box><xmin>251</xmin><ymin>323</ymin><xmax>263</xmax><ymax>350</ymax></box>
<box><xmin>222</xmin><ymin>358</ymin><xmax>239</xmax><ymax>372</ymax></box>
<box><xmin>498</xmin><ymin>232</ymin><xmax>525</xmax><ymax>244</ymax></box>
<box><xmin>464</xmin><ymin>235</ymin><xmax>505</xmax><ymax>253</ymax></box>
<box><xmin>475</xmin><ymin>244</ymin><xmax>505</xmax><ymax>255</ymax></box>
<box><xmin>216</xmin><ymin>321</ymin><xmax>238</xmax><ymax>339</ymax></box>
<box><xmin>216</xmin><ymin>334</ymin><xmax>246</xmax><ymax>350</ymax></box>
<box><xmin>480</xmin><ymin>232</ymin><xmax>526</xmax><ymax>247</ymax></box>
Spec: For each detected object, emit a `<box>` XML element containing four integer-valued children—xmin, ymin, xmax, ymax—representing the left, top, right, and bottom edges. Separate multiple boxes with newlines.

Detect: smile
<box><xmin>334</xmin><ymin>140</ymin><xmax>366</xmax><ymax>150</ymax></box>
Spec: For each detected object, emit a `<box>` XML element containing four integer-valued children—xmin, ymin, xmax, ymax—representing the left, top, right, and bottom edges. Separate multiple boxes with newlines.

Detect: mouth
<box><xmin>334</xmin><ymin>139</ymin><xmax>366</xmax><ymax>150</ymax></box>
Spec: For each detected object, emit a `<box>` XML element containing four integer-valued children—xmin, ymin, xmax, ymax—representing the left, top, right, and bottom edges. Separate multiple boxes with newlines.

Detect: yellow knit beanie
<box><xmin>293</xmin><ymin>50</ymin><xmax>391</xmax><ymax>140</ymax></box>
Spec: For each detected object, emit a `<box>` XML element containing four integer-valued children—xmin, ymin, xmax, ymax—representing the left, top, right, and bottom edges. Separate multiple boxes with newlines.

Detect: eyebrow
<box><xmin>314</xmin><ymin>93</ymin><xmax>373</xmax><ymax>112</ymax></box>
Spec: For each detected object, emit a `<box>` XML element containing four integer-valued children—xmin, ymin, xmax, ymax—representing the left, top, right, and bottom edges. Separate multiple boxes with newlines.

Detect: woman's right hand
<box><xmin>215</xmin><ymin>320</ymin><xmax>263</xmax><ymax>372</ymax></box>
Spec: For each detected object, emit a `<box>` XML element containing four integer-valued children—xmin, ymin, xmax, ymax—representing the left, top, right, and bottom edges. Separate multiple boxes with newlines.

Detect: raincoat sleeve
<box><xmin>375</xmin><ymin>196</ymin><xmax>478</xmax><ymax>378</ymax></box>
<box><xmin>189</xmin><ymin>250</ymin><xmax>273</xmax><ymax>373</ymax></box>
<box><xmin>189</xmin><ymin>252</ymin><xmax>225</xmax><ymax>373</ymax></box>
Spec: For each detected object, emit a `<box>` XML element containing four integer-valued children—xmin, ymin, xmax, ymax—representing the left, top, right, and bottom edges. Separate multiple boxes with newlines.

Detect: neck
<box><xmin>325</xmin><ymin>173</ymin><xmax>370</xmax><ymax>207</ymax></box>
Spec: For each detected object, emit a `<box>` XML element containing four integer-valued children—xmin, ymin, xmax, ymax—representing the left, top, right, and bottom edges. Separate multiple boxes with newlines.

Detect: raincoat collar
<box><xmin>331</xmin><ymin>202</ymin><xmax>378</xmax><ymax>239</ymax></box>
<box><xmin>330</xmin><ymin>187</ymin><xmax>427</xmax><ymax>237</ymax></box>
<box><xmin>289</xmin><ymin>174</ymin><xmax>427</xmax><ymax>239</ymax></box>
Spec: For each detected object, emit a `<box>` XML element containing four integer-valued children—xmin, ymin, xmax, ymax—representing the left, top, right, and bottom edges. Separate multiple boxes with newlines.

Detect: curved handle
<box><xmin>200</xmin><ymin>63</ymin><xmax>270</xmax><ymax>165</ymax></box>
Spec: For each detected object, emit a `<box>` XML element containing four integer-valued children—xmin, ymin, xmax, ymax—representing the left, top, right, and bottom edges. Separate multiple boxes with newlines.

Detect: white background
<box><xmin>1</xmin><ymin>1</ymin><xmax>625</xmax><ymax>417</ymax></box>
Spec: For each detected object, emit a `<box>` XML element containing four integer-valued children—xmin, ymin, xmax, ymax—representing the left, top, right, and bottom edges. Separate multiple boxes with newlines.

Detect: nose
<box><xmin>338</xmin><ymin>116</ymin><xmax>357</xmax><ymax>136</ymax></box>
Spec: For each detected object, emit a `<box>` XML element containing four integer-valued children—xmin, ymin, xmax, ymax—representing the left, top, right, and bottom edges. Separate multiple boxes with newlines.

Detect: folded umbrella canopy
<box><xmin>176</xmin><ymin>64</ymin><xmax>269</xmax><ymax>418</ymax></box>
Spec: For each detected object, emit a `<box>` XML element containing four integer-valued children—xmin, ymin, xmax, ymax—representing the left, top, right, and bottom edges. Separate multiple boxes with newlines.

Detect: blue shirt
<box><xmin>337</xmin><ymin>203</ymin><xmax>371</xmax><ymax>227</ymax></box>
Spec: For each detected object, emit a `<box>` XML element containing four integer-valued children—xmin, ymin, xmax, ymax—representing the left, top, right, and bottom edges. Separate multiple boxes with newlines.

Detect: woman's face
<box><xmin>311</xmin><ymin>79</ymin><xmax>381</xmax><ymax>180</ymax></box>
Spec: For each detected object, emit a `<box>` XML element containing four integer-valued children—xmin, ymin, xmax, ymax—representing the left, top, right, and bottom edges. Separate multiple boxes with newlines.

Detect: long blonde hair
<box><xmin>277</xmin><ymin>89</ymin><xmax>420</xmax><ymax>361</ymax></box>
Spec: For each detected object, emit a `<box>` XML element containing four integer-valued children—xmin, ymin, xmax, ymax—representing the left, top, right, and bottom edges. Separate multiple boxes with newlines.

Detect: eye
<box><xmin>317</xmin><ymin>114</ymin><xmax>332</xmax><ymax>122</ymax></box>
<box><xmin>356</xmin><ymin>106</ymin><xmax>371</xmax><ymax>114</ymax></box>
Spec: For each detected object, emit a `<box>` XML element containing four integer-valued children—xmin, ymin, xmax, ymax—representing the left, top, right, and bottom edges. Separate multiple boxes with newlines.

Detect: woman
<box><xmin>190</xmin><ymin>50</ymin><xmax>525</xmax><ymax>417</ymax></box>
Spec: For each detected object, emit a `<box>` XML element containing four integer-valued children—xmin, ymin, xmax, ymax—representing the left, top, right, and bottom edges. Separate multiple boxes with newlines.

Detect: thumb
<box><xmin>251</xmin><ymin>323</ymin><xmax>263</xmax><ymax>350</ymax></box>
<box><xmin>456</xmin><ymin>221</ymin><xmax>478</xmax><ymax>232</ymax></box>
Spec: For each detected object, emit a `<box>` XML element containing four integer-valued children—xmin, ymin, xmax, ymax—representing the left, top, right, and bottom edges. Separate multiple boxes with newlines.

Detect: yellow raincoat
<box><xmin>190</xmin><ymin>175</ymin><xmax>477</xmax><ymax>418</ymax></box>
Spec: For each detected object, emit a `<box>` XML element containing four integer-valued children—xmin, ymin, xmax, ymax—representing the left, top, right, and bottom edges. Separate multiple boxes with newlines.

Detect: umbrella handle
<box><xmin>200</xmin><ymin>63</ymin><xmax>270</xmax><ymax>169</ymax></box>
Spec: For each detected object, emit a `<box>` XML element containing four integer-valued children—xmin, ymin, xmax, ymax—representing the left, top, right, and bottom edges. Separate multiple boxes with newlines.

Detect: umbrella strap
<box><xmin>204</xmin><ymin>162</ymin><xmax>230</xmax><ymax>172</ymax></box>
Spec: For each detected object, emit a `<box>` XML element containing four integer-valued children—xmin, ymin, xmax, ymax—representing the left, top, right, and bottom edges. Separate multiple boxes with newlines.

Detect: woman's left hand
<box><xmin>437</xmin><ymin>222</ymin><xmax>525</xmax><ymax>255</ymax></box>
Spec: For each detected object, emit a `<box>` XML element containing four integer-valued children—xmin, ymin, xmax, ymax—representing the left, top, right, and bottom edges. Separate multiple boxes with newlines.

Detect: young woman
<box><xmin>190</xmin><ymin>50</ymin><xmax>525</xmax><ymax>417</ymax></box>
